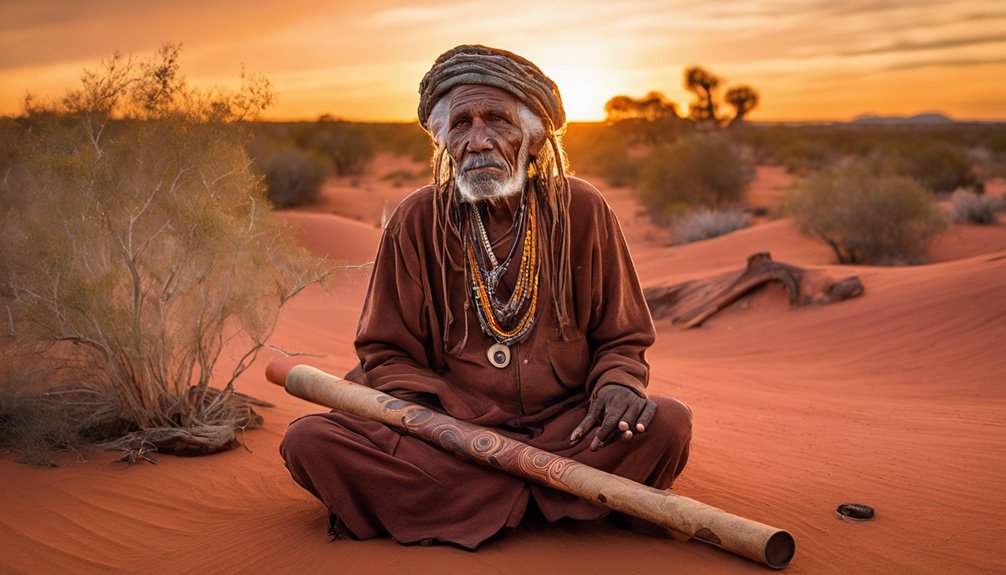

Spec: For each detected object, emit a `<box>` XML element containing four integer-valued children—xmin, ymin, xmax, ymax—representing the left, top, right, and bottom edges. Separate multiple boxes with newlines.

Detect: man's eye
<box><xmin>489</xmin><ymin>114</ymin><xmax>508</xmax><ymax>123</ymax></box>
<box><xmin>452</xmin><ymin>119</ymin><xmax>470</xmax><ymax>129</ymax></box>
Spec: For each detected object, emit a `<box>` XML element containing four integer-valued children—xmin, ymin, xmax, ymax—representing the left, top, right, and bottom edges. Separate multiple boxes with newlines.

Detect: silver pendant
<box><xmin>487</xmin><ymin>343</ymin><xmax>511</xmax><ymax>368</ymax></box>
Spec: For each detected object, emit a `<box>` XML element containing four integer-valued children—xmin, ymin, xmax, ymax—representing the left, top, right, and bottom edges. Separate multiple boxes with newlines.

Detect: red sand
<box><xmin>2</xmin><ymin>161</ymin><xmax>1004</xmax><ymax>574</ymax></box>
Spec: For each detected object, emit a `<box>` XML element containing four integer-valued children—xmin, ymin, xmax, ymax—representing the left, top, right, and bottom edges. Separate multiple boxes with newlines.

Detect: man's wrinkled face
<box><xmin>444</xmin><ymin>85</ymin><xmax>528</xmax><ymax>203</ymax></box>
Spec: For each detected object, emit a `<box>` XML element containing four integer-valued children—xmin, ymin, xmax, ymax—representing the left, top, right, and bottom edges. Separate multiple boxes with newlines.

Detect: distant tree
<box><xmin>638</xmin><ymin>91</ymin><xmax>679</xmax><ymax>120</ymax></box>
<box><xmin>603</xmin><ymin>95</ymin><xmax>635</xmax><ymax>122</ymax></box>
<box><xmin>684</xmin><ymin>66</ymin><xmax>720</xmax><ymax>123</ymax></box>
<box><xmin>600</xmin><ymin>92</ymin><xmax>685</xmax><ymax>147</ymax></box>
<box><xmin>725</xmin><ymin>85</ymin><xmax>759</xmax><ymax>127</ymax></box>
<box><xmin>604</xmin><ymin>91</ymin><xmax>678</xmax><ymax>122</ymax></box>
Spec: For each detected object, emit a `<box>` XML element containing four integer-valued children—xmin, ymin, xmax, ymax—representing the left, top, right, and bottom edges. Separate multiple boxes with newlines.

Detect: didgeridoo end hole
<box><xmin>265</xmin><ymin>359</ymin><xmax>298</xmax><ymax>386</ymax></box>
<box><xmin>765</xmin><ymin>530</ymin><xmax>796</xmax><ymax>569</ymax></box>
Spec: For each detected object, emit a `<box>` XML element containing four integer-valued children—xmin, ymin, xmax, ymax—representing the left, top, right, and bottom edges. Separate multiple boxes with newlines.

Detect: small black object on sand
<box><xmin>836</xmin><ymin>503</ymin><xmax>875</xmax><ymax>520</ymax></box>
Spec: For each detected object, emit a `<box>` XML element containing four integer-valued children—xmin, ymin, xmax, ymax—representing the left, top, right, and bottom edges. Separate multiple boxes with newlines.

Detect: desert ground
<box><xmin>1</xmin><ymin>154</ymin><xmax>1004</xmax><ymax>574</ymax></box>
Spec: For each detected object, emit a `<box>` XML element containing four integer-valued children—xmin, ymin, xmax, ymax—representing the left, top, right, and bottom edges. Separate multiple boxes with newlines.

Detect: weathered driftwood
<box><xmin>644</xmin><ymin>252</ymin><xmax>864</xmax><ymax>328</ymax></box>
<box><xmin>267</xmin><ymin>363</ymin><xmax>796</xmax><ymax>569</ymax></box>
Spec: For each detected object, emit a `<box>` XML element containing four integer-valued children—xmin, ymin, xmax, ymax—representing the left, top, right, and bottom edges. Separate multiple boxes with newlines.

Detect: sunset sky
<box><xmin>1</xmin><ymin>0</ymin><xmax>1004</xmax><ymax>123</ymax></box>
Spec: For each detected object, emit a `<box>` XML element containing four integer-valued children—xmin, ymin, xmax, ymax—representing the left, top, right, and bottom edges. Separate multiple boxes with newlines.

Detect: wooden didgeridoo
<box><xmin>267</xmin><ymin>362</ymin><xmax>795</xmax><ymax>569</ymax></box>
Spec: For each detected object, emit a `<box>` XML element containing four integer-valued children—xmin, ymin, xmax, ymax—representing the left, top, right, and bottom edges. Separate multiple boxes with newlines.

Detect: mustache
<box><xmin>460</xmin><ymin>154</ymin><xmax>508</xmax><ymax>174</ymax></box>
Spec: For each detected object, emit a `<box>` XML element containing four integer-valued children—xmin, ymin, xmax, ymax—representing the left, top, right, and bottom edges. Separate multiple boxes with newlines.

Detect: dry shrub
<box><xmin>951</xmin><ymin>189</ymin><xmax>1005</xmax><ymax>224</ymax></box>
<box><xmin>296</xmin><ymin>120</ymin><xmax>375</xmax><ymax>175</ymax></box>
<box><xmin>0</xmin><ymin>364</ymin><xmax>105</xmax><ymax>466</ymax></box>
<box><xmin>0</xmin><ymin>395</ymin><xmax>88</xmax><ymax>466</ymax></box>
<box><xmin>375</xmin><ymin>122</ymin><xmax>434</xmax><ymax>161</ymax></box>
<box><xmin>784</xmin><ymin>165</ymin><xmax>948</xmax><ymax>264</ymax></box>
<box><xmin>248</xmin><ymin>135</ymin><xmax>330</xmax><ymax>208</ymax></box>
<box><xmin>563</xmin><ymin>122</ymin><xmax>644</xmax><ymax>186</ymax></box>
<box><xmin>637</xmin><ymin>133</ymin><xmax>753</xmax><ymax>220</ymax></box>
<box><xmin>891</xmin><ymin>142</ymin><xmax>978</xmax><ymax>193</ymax></box>
<box><xmin>775</xmin><ymin>139</ymin><xmax>837</xmax><ymax>173</ymax></box>
<box><xmin>672</xmin><ymin>208</ymin><xmax>752</xmax><ymax>245</ymax></box>
<box><xmin>0</xmin><ymin>44</ymin><xmax>328</xmax><ymax>461</ymax></box>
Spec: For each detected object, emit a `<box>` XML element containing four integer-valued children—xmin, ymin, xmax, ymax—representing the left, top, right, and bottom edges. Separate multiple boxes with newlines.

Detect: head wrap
<box><xmin>418</xmin><ymin>45</ymin><xmax>566</xmax><ymax>133</ymax></box>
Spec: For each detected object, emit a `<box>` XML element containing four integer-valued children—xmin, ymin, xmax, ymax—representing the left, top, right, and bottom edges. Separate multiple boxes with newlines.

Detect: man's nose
<box><xmin>465</xmin><ymin>119</ymin><xmax>494</xmax><ymax>152</ymax></box>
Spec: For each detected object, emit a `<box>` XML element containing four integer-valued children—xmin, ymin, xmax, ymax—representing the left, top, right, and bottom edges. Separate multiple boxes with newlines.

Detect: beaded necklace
<box><xmin>464</xmin><ymin>188</ymin><xmax>540</xmax><ymax>350</ymax></box>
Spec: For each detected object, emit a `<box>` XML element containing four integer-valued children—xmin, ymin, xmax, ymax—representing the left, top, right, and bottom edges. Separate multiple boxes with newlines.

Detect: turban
<box><xmin>418</xmin><ymin>45</ymin><xmax>566</xmax><ymax>134</ymax></box>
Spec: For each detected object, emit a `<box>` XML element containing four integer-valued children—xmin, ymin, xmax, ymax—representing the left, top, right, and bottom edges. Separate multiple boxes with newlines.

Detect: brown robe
<box><xmin>281</xmin><ymin>177</ymin><xmax>692</xmax><ymax>549</ymax></box>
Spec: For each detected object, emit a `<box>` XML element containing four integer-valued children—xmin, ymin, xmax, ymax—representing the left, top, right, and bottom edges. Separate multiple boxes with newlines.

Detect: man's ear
<box><xmin>528</xmin><ymin>130</ymin><xmax>547</xmax><ymax>157</ymax></box>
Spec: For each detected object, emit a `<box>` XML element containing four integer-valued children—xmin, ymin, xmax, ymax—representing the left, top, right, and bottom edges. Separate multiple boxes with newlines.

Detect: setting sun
<box><xmin>543</xmin><ymin>65</ymin><xmax>612</xmax><ymax>122</ymax></box>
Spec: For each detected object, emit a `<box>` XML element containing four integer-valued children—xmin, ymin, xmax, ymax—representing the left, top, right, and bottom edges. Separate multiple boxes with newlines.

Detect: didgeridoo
<box><xmin>267</xmin><ymin>362</ymin><xmax>795</xmax><ymax>569</ymax></box>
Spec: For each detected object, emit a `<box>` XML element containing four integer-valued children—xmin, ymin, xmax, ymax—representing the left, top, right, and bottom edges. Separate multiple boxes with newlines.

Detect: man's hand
<box><xmin>570</xmin><ymin>385</ymin><xmax>657</xmax><ymax>451</ymax></box>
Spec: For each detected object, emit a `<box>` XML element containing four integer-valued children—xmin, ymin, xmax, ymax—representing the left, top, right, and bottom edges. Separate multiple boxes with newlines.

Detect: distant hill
<box><xmin>850</xmin><ymin>112</ymin><xmax>954</xmax><ymax>125</ymax></box>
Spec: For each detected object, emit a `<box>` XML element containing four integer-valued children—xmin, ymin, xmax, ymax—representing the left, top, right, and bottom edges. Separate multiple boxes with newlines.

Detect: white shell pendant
<box><xmin>487</xmin><ymin>343</ymin><xmax>511</xmax><ymax>368</ymax></box>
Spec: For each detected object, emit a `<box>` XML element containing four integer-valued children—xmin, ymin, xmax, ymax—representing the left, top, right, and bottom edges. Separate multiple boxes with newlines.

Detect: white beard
<box><xmin>455</xmin><ymin>142</ymin><xmax>531</xmax><ymax>204</ymax></box>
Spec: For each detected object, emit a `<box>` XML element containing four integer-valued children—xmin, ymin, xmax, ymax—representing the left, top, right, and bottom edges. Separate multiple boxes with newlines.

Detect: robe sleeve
<box><xmin>353</xmin><ymin>200</ymin><xmax>451</xmax><ymax>410</ymax></box>
<box><xmin>583</xmin><ymin>188</ymin><xmax>656</xmax><ymax>400</ymax></box>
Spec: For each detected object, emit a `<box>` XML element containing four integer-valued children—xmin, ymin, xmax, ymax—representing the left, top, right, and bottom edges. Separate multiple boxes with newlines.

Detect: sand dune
<box><xmin>2</xmin><ymin>163</ymin><xmax>1004</xmax><ymax>574</ymax></box>
<box><xmin>278</xmin><ymin>211</ymin><xmax>383</xmax><ymax>264</ymax></box>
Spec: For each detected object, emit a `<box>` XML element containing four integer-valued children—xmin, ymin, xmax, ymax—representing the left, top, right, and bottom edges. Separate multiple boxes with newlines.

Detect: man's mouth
<box><xmin>462</xmin><ymin>157</ymin><xmax>508</xmax><ymax>175</ymax></box>
<box><xmin>467</xmin><ymin>166</ymin><xmax>505</xmax><ymax>176</ymax></box>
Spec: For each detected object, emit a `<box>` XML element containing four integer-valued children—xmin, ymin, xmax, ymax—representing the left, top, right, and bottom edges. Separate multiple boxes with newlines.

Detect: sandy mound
<box><xmin>2</xmin><ymin>161</ymin><xmax>1004</xmax><ymax>574</ymax></box>
<box><xmin>278</xmin><ymin>211</ymin><xmax>382</xmax><ymax>264</ymax></box>
<box><xmin>930</xmin><ymin>219</ymin><xmax>1006</xmax><ymax>263</ymax></box>
<box><xmin>298</xmin><ymin>152</ymin><xmax>429</xmax><ymax>228</ymax></box>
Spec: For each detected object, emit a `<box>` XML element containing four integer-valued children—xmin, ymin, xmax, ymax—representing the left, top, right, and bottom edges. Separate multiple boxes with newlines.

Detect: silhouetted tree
<box><xmin>601</xmin><ymin>91</ymin><xmax>684</xmax><ymax>146</ymax></box>
<box><xmin>604</xmin><ymin>91</ymin><xmax>678</xmax><ymax>122</ymax></box>
<box><xmin>684</xmin><ymin>66</ymin><xmax>720</xmax><ymax>123</ymax></box>
<box><xmin>725</xmin><ymin>85</ymin><xmax>759</xmax><ymax>127</ymax></box>
<box><xmin>639</xmin><ymin>91</ymin><xmax>679</xmax><ymax>120</ymax></box>
<box><xmin>604</xmin><ymin>95</ymin><xmax>635</xmax><ymax>122</ymax></box>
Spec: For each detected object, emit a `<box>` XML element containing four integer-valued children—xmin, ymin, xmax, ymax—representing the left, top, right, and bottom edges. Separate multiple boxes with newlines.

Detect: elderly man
<box><xmin>281</xmin><ymin>45</ymin><xmax>692</xmax><ymax>549</ymax></box>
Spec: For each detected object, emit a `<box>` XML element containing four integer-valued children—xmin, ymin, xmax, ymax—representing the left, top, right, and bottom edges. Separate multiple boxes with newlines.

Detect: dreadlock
<box><xmin>429</xmin><ymin>112</ymin><xmax>573</xmax><ymax>346</ymax></box>
<box><xmin>418</xmin><ymin>44</ymin><xmax>574</xmax><ymax>346</ymax></box>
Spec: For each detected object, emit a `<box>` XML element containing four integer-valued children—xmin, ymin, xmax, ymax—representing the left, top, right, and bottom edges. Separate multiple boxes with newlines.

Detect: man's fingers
<box><xmin>636</xmin><ymin>400</ymin><xmax>658</xmax><ymax>432</ymax></box>
<box><xmin>580</xmin><ymin>386</ymin><xmax>651</xmax><ymax>449</ymax></box>
<box><xmin>621</xmin><ymin>400</ymin><xmax>644</xmax><ymax>433</ymax></box>
<box><xmin>592</xmin><ymin>408</ymin><xmax>627</xmax><ymax>450</ymax></box>
<box><xmin>570</xmin><ymin>401</ymin><xmax>603</xmax><ymax>442</ymax></box>
<box><xmin>613</xmin><ymin>399</ymin><xmax>645</xmax><ymax>442</ymax></box>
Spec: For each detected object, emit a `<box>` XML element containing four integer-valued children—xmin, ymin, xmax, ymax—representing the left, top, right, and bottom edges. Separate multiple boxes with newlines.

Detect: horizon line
<box><xmin>258</xmin><ymin>114</ymin><xmax>1006</xmax><ymax>125</ymax></box>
